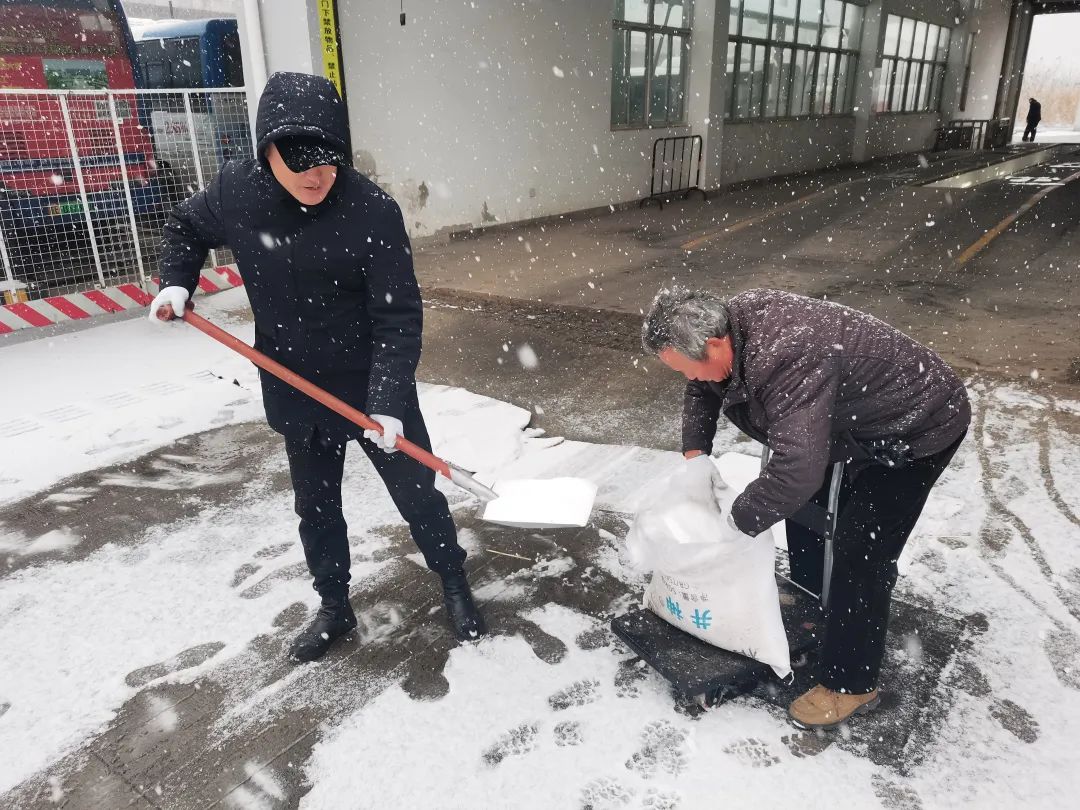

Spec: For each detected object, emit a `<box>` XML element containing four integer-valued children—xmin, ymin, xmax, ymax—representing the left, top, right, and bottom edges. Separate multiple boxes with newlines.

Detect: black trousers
<box><xmin>785</xmin><ymin>433</ymin><xmax>964</xmax><ymax>694</ymax></box>
<box><xmin>1022</xmin><ymin>123</ymin><xmax>1038</xmax><ymax>141</ymax></box>
<box><xmin>284</xmin><ymin>387</ymin><xmax>466</xmax><ymax>598</ymax></box>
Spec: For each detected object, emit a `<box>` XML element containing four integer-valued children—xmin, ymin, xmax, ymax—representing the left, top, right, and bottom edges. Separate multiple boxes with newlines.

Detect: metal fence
<box><xmin>0</xmin><ymin>88</ymin><xmax>252</xmax><ymax>303</ymax></box>
<box><xmin>640</xmin><ymin>135</ymin><xmax>707</xmax><ymax>210</ymax></box>
<box><xmin>934</xmin><ymin>118</ymin><xmax>1014</xmax><ymax>152</ymax></box>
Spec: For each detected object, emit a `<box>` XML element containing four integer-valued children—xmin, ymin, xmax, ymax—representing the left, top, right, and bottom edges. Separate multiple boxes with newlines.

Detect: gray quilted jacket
<box><xmin>682</xmin><ymin>289</ymin><xmax>970</xmax><ymax>536</ymax></box>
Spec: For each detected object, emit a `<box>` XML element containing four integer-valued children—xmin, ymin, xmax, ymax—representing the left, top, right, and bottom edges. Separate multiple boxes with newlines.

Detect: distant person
<box><xmin>642</xmin><ymin>288</ymin><xmax>970</xmax><ymax>730</ymax></box>
<box><xmin>1023</xmin><ymin>98</ymin><xmax>1042</xmax><ymax>142</ymax></box>
<box><xmin>148</xmin><ymin>72</ymin><xmax>486</xmax><ymax>663</ymax></box>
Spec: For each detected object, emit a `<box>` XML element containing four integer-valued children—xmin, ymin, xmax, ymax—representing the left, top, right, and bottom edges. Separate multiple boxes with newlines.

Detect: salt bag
<box><xmin>625</xmin><ymin>454</ymin><xmax>792</xmax><ymax>679</ymax></box>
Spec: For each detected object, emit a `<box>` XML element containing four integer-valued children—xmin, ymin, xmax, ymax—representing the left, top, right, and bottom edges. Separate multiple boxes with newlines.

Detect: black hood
<box><xmin>255</xmin><ymin>72</ymin><xmax>349</xmax><ymax>163</ymax></box>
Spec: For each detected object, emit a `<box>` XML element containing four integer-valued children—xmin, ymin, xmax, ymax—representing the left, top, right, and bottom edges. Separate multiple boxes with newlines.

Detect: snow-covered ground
<box><xmin>2</xmin><ymin>293</ymin><xmax>1080</xmax><ymax>808</ymax></box>
<box><xmin>1011</xmin><ymin>127</ymin><xmax>1080</xmax><ymax>144</ymax></box>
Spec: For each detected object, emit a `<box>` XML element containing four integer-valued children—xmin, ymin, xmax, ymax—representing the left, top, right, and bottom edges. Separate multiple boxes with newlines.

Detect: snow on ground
<box><xmin>2</xmin><ymin>302</ymin><xmax>1080</xmax><ymax>807</ymax></box>
<box><xmin>0</xmin><ymin>289</ymin><xmax>263</xmax><ymax>507</ymax></box>
<box><xmin>302</xmin><ymin>604</ymin><xmax>884</xmax><ymax>809</ymax></box>
<box><xmin>297</xmin><ymin>382</ymin><xmax>1080</xmax><ymax>810</ymax></box>
<box><xmin>0</xmin><ymin>295</ymin><xmax>671</xmax><ymax>794</ymax></box>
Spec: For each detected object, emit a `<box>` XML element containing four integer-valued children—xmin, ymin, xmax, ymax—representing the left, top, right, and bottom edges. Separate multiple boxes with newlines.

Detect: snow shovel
<box><xmin>180</xmin><ymin>309</ymin><xmax>596</xmax><ymax>529</ymax></box>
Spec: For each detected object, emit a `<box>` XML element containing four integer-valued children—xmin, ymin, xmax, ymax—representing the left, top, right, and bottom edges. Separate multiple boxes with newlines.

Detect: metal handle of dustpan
<box><xmin>180</xmin><ymin>307</ymin><xmax>498</xmax><ymax>502</ymax></box>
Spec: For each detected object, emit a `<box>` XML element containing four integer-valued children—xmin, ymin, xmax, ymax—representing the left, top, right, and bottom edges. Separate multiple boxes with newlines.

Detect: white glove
<box><xmin>364</xmin><ymin>414</ymin><xmax>403</xmax><ymax>454</ymax></box>
<box><xmin>685</xmin><ymin>453</ymin><xmax>728</xmax><ymax>499</ymax></box>
<box><xmin>685</xmin><ymin>453</ymin><xmax>717</xmax><ymax>476</ymax></box>
<box><xmin>721</xmin><ymin>510</ymin><xmax>743</xmax><ymax>540</ymax></box>
<box><xmin>148</xmin><ymin>286</ymin><xmax>189</xmax><ymax>323</ymax></box>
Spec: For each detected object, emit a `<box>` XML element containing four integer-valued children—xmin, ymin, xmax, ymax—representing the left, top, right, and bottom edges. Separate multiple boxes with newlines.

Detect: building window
<box><xmin>875</xmin><ymin>14</ymin><xmax>952</xmax><ymax>114</ymax></box>
<box><xmin>725</xmin><ymin>0</ymin><xmax>864</xmax><ymax>121</ymax></box>
<box><xmin>611</xmin><ymin>1</ymin><xmax>692</xmax><ymax>129</ymax></box>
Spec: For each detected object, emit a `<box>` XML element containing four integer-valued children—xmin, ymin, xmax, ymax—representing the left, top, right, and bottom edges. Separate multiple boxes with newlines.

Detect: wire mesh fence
<box><xmin>0</xmin><ymin>88</ymin><xmax>251</xmax><ymax>303</ymax></box>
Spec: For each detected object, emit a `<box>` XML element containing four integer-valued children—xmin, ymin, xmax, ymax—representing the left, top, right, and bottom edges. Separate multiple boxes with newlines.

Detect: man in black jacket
<box><xmin>1023</xmin><ymin>98</ymin><xmax>1042</xmax><ymax>142</ymax></box>
<box><xmin>149</xmin><ymin>72</ymin><xmax>486</xmax><ymax>662</ymax></box>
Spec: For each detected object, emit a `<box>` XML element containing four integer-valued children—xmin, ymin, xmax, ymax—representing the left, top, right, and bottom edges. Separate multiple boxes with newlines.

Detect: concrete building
<box><xmin>238</xmin><ymin>0</ymin><xmax>1079</xmax><ymax>237</ymax></box>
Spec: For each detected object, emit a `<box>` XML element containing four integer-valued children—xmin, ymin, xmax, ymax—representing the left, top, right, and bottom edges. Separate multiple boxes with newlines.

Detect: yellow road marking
<box><xmin>679</xmin><ymin>181</ymin><xmax>858</xmax><ymax>251</ymax></box>
<box><xmin>954</xmin><ymin>167</ymin><xmax>1080</xmax><ymax>268</ymax></box>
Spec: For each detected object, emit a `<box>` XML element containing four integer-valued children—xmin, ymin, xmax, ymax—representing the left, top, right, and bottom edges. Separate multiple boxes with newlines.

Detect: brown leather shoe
<box><xmin>788</xmin><ymin>685</ymin><xmax>881</xmax><ymax>730</ymax></box>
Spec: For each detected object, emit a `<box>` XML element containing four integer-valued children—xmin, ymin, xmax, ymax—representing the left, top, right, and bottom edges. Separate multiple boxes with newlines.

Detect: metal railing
<box><xmin>0</xmin><ymin>88</ymin><xmax>252</xmax><ymax>303</ymax></box>
<box><xmin>641</xmin><ymin>134</ymin><xmax>707</xmax><ymax>210</ymax></box>
<box><xmin>934</xmin><ymin>118</ymin><xmax>1014</xmax><ymax>152</ymax></box>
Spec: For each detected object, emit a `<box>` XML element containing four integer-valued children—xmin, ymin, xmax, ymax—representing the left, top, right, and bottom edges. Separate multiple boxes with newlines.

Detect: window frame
<box><xmin>725</xmin><ymin>0</ymin><xmax>863</xmax><ymax>123</ymax></box>
<box><xmin>876</xmin><ymin>13</ymin><xmax>952</xmax><ymax>115</ymax></box>
<box><xmin>611</xmin><ymin>1</ymin><xmax>693</xmax><ymax>131</ymax></box>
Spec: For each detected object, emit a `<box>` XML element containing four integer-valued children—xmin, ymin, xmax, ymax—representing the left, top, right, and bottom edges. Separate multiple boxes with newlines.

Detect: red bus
<box><xmin>0</xmin><ymin>0</ymin><xmax>166</xmax><ymax>292</ymax></box>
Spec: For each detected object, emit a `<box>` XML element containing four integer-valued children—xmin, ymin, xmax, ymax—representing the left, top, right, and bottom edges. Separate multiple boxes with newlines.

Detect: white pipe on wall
<box><xmin>238</xmin><ymin>0</ymin><xmax>267</xmax><ymax>139</ymax></box>
<box><xmin>242</xmin><ymin>0</ymin><xmax>267</xmax><ymax>90</ymax></box>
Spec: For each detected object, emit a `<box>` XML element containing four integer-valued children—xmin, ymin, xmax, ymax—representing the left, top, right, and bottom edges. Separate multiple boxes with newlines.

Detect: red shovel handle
<box><xmin>181</xmin><ymin>308</ymin><xmax>453</xmax><ymax>479</ymax></box>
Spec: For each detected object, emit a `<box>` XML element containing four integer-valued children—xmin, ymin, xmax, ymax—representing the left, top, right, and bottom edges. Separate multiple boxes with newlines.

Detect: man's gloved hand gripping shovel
<box><xmin>179</xmin><ymin>307</ymin><xmax>596</xmax><ymax>530</ymax></box>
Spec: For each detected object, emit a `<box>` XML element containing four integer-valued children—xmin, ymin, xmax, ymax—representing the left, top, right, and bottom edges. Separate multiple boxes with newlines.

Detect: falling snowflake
<box><xmin>517</xmin><ymin>343</ymin><xmax>539</xmax><ymax>370</ymax></box>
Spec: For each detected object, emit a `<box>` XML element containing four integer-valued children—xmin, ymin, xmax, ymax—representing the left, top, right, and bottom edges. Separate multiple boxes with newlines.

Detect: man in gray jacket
<box><xmin>642</xmin><ymin>287</ymin><xmax>970</xmax><ymax>730</ymax></box>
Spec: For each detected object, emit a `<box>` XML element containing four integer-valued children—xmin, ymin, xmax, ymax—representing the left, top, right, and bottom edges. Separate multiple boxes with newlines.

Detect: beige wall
<box><xmin>241</xmin><ymin>0</ymin><xmax>1022</xmax><ymax>233</ymax></box>
<box><xmin>335</xmin><ymin>0</ymin><xmax>713</xmax><ymax>237</ymax></box>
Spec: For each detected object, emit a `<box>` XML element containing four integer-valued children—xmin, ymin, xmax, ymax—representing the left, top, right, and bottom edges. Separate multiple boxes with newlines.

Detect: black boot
<box><xmin>288</xmin><ymin>592</ymin><xmax>357</xmax><ymax>663</ymax></box>
<box><xmin>441</xmin><ymin>570</ymin><xmax>487</xmax><ymax>641</ymax></box>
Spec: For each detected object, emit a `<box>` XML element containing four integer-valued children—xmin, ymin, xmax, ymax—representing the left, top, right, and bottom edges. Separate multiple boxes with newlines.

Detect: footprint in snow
<box><xmin>554</xmin><ymin>720</ymin><xmax>583</xmax><ymax>747</ymax></box>
<box><xmin>988</xmin><ymin>698</ymin><xmax>1040</xmax><ymax>743</ymax></box>
<box><xmin>230</xmin><ymin>544</ymin><xmax>295</xmax><ymax>589</ymax></box>
<box><xmin>780</xmin><ymin>731</ymin><xmax>833</xmax><ymax>759</ymax></box>
<box><xmin>951</xmin><ymin>657</ymin><xmax>991</xmax><ymax>698</ymax></box>
<box><xmin>230</xmin><ymin>562</ymin><xmax>260</xmax><ymax>588</ymax></box>
<box><xmin>614</xmin><ymin>659</ymin><xmax>647</xmax><ymax>699</ymax></box>
<box><xmin>575</xmin><ymin>626</ymin><xmax>613</xmax><ymax>651</ymax></box>
<box><xmin>272</xmin><ymin>601</ymin><xmax>308</xmax><ymax>629</ymax></box>
<box><xmin>871</xmin><ymin>774</ymin><xmax>924</xmax><ymax>810</ymax></box>
<box><xmin>624</xmin><ymin>720</ymin><xmax>689</xmax><ymax>779</ymax></box>
<box><xmin>579</xmin><ymin>776</ymin><xmax>634</xmax><ymax>809</ymax></box>
<box><xmin>237</xmin><ymin>561</ymin><xmax>309</xmax><ymax>599</ymax></box>
<box><xmin>722</xmin><ymin>737</ymin><xmax>780</xmax><ymax>768</ymax></box>
<box><xmin>254</xmin><ymin>542</ymin><xmax>294</xmax><ymax>560</ymax></box>
<box><xmin>124</xmin><ymin>641</ymin><xmax>226</xmax><ymax>688</ymax></box>
<box><xmin>483</xmin><ymin>723</ymin><xmax>539</xmax><ymax>766</ymax></box>
<box><xmin>641</xmin><ymin>787</ymin><xmax>681</xmax><ymax>810</ymax></box>
<box><xmin>1043</xmin><ymin>627</ymin><xmax>1080</xmax><ymax>691</ymax></box>
<box><xmin>549</xmin><ymin>679</ymin><xmax>601</xmax><ymax>711</ymax></box>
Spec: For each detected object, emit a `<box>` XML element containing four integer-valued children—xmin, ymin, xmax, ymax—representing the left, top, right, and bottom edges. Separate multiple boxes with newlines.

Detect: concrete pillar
<box><xmin>938</xmin><ymin>16</ymin><xmax>969</xmax><ymax>119</ymax></box>
<box><xmin>703</xmin><ymin>0</ymin><xmax>731</xmax><ymax>188</ymax></box>
<box><xmin>685</xmin><ymin>0</ymin><xmax>718</xmax><ymax>186</ymax></box>
<box><xmin>851</xmin><ymin>1</ymin><xmax>885</xmax><ymax>164</ymax></box>
<box><xmin>995</xmin><ymin>0</ymin><xmax>1035</xmax><ymax>122</ymax></box>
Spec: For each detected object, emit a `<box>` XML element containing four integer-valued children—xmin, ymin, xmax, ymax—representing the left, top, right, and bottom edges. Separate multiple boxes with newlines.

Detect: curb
<box><xmin>0</xmin><ymin>265</ymin><xmax>244</xmax><ymax>334</ymax></box>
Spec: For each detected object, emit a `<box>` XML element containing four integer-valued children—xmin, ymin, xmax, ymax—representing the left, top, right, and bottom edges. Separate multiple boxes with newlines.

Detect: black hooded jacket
<box><xmin>1027</xmin><ymin>100</ymin><xmax>1042</xmax><ymax>126</ymax></box>
<box><xmin>159</xmin><ymin>72</ymin><xmax>422</xmax><ymax>443</ymax></box>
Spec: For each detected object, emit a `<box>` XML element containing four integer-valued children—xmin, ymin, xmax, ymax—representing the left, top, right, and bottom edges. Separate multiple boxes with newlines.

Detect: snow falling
<box><xmin>2</xmin><ymin>0</ymin><xmax>1080</xmax><ymax>808</ymax></box>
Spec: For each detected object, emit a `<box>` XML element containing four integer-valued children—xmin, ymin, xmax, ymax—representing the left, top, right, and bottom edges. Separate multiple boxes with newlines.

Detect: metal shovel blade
<box><xmin>480</xmin><ymin>477</ymin><xmax>598</xmax><ymax>529</ymax></box>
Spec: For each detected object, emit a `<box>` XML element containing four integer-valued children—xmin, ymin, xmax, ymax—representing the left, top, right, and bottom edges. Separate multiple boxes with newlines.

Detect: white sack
<box><xmin>626</xmin><ymin>454</ymin><xmax>791</xmax><ymax>679</ymax></box>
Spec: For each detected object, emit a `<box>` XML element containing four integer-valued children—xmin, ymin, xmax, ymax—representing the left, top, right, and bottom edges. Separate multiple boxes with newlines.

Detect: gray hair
<box><xmin>641</xmin><ymin>287</ymin><xmax>730</xmax><ymax>360</ymax></box>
